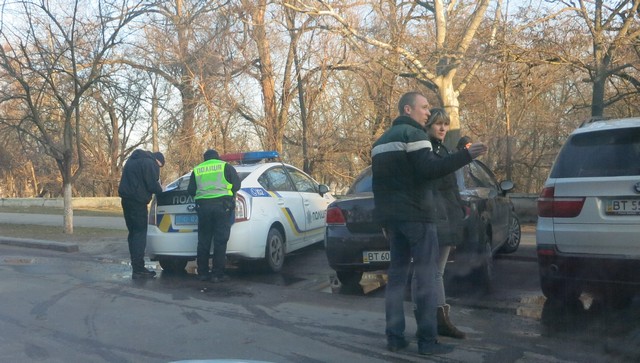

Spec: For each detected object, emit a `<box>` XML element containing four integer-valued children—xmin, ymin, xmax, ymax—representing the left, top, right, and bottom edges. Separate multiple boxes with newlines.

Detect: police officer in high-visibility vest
<box><xmin>188</xmin><ymin>149</ymin><xmax>241</xmax><ymax>282</ymax></box>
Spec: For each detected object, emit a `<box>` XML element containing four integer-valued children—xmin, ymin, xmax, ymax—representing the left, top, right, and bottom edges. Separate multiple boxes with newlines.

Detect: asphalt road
<box><xmin>1</xmin><ymin>215</ymin><xmax>638</xmax><ymax>362</ymax></box>
<box><xmin>1</xmin><ymin>241</ymin><xmax>630</xmax><ymax>363</ymax></box>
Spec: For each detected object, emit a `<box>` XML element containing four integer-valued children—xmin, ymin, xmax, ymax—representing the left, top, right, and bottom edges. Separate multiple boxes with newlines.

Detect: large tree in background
<box><xmin>286</xmin><ymin>0</ymin><xmax>500</xmax><ymax>147</ymax></box>
<box><xmin>121</xmin><ymin>0</ymin><xmax>231</xmax><ymax>173</ymax></box>
<box><xmin>517</xmin><ymin>0</ymin><xmax>640</xmax><ymax>117</ymax></box>
<box><xmin>2</xmin><ymin>1</ymin><xmax>640</xmax><ymax>197</ymax></box>
<box><xmin>562</xmin><ymin>0</ymin><xmax>640</xmax><ymax>117</ymax></box>
<box><xmin>0</xmin><ymin>0</ymin><xmax>148</xmax><ymax>232</ymax></box>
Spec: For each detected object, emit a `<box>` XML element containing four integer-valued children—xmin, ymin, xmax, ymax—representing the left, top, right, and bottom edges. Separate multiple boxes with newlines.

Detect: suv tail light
<box><xmin>235</xmin><ymin>194</ymin><xmax>248</xmax><ymax>222</ymax></box>
<box><xmin>326</xmin><ymin>206</ymin><xmax>346</xmax><ymax>225</ymax></box>
<box><xmin>537</xmin><ymin>187</ymin><xmax>585</xmax><ymax>218</ymax></box>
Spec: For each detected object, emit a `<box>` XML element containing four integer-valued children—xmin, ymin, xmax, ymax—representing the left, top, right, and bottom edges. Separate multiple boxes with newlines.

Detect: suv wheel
<box><xmin>540</xmin><ymin>275</ymin><xmax>581</xmax><ymax>302</ymax></box>
<box><xmin>499</xmin><ymin>213</ymin><xmax>521</xmax><ymax>254</ymax></box>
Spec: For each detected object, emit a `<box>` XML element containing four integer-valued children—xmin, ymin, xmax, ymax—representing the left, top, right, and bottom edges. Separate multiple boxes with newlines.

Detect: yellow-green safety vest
<box><xmin>192</xmin><ymin>159</ymin><xmax>233</xmax><ymax>200</ymax></box>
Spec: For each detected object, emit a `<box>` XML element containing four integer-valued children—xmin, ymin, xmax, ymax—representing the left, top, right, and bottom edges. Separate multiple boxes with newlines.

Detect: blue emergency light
<box><xmin>220</xmin><ymin>151</ymin><xmax>280</xmax><ymax>164</ymax></box>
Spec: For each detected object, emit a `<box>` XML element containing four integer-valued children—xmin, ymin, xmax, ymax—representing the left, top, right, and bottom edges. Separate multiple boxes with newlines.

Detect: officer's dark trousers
<box><xmin>121</xmin><ymin>198</ymin><xmax>149</xmax><ymax>272</ymax></box>
<box><xmin>196</xmin><ymin>199</ymin><xmax>232</xmax><ymax>278</ymax></box>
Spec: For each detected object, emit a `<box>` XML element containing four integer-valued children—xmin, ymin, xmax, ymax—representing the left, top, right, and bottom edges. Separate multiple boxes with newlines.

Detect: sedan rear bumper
<box><xmin>325</xmin><ymin>226</ymin><xmax>389</xmax><ymax>272</ymax></box>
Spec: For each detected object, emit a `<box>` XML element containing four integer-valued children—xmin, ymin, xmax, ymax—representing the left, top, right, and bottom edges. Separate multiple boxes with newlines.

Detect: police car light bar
<box><xmin>220</xmin><ymin>151</ymin><xmax>280</xmax><ymax>164</ymax></box>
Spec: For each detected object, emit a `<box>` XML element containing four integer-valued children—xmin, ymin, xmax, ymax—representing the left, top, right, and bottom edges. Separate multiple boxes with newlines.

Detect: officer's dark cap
<box><xmin>203</xmin><ymin>149</ymin><xmax>219</xmax><ymax>161</ymax></box>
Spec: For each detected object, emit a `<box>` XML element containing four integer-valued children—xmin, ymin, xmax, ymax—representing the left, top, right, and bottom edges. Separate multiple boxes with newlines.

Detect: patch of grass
<box><xmin>0</xmin><ymin>223</ymin><xmax>126</xmax><ymax>242</ymax></box>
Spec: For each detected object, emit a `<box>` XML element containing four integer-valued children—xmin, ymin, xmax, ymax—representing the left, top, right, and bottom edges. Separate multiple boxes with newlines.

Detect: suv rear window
<box><xmin>550</xmin><ymin>127</ymin><xmax>640</xmax><ymax>178</ymax></box>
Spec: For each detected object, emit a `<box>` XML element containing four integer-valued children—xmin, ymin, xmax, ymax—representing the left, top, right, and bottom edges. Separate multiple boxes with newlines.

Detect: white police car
<box><xmin>146</xmin><ymin>151</ymin><xmax>335</xmax><ymax>273</ymax></box>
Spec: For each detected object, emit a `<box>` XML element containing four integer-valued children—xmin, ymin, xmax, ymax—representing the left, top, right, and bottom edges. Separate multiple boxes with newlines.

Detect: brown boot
<box><xmin>437</xmin><ymin>304</ymin><xmax>466</xmax><ymax>339</ymax></box>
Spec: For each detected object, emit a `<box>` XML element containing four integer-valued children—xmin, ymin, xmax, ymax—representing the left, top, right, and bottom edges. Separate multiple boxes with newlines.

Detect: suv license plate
<box><xmin>363</xmin><ymin>251</ymin><xmax>390</xmax><ymax>263</ymax></box>
<box><xmin>175</xmin><ymin>214</ymin><xmax>198</xmax><ymax>225</ymax></box>
<box><xmin>605</xmin><ymin>199</ymin><xmax>640</xmax><ymax>215</ymax></box>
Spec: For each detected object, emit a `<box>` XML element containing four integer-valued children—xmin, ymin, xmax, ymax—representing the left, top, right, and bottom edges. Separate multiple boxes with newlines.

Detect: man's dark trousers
<box><xmin>121</xmin><ymin>198</ymin><xmax>149</xmax><ymax>272</ymax></box>
<box><xmin>196</xmin><ymin>199</ymin><xmax>232</xmax><ymax>278</ymax></box>
<box><xmin>385</xmin><ymin>221</ymin><xmax>439</xmax><ymax>345</ymax></box>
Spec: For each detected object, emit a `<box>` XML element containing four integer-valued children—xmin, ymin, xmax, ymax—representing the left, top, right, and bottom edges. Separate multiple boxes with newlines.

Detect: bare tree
<box><xmin>562</xmin><ymin>0</ymin><xmax>640</xmax><ymax>117</ymax></box>
<box><xmin>119</xmin><ymin>0</ymin><xmax>231</xmax><ymax>173</ymax></box>
<box><xmin>0</xmin><ymin>0</ymin><xmax>149</xmax><ymax>232</ymax></box>
<box><xmin>285</xmin><ymin>0</ymin><xmax>500</xmax><ymax>147</ymax></box>
<box><xmin>82</xmin><ymin>68</ymin><xmax>153</xmax><ymax>196</ymax></box>
<box><xmin>514</xmin><ymin>0</ymin><xmax>640</xmax><ymax>117</ymax></box>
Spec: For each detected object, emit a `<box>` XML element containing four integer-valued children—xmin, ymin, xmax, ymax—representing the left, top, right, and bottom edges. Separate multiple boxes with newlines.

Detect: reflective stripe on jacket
<box><xmin>193</xmin><ymin>159</ymin><xmax>233</xmax><ymax>200</ymax></box>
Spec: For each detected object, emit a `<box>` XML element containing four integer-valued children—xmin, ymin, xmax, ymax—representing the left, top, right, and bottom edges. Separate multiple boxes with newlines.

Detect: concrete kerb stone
<box><xmin>0</xmin><ymin>236</ymin><xmax>79</xmax><ymax>253</ymax></box>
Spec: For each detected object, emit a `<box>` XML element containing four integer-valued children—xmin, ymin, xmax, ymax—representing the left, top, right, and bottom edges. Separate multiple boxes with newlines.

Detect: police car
<box><xmin>146</xmin><ymin>151</ymin><xmax>335</xmax><ymax>273</ymax></box>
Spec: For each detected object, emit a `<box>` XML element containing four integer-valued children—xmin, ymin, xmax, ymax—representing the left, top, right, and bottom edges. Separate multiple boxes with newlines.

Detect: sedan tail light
<box><xmin>537</xmin><ymin>187</ymin><xmax>585</xmax><ymax>218</ymax></box>
<box><xmin>326</xmin><ymin>206</ymin><xmax>346</xmax><ymax>225</ymax></box>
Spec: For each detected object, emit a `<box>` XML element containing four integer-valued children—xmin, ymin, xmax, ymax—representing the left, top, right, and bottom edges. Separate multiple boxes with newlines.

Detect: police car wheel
<box><xmin>158</xmin><ymin>257</ymin><xmax>188</xmax><ymax>273</ymax></box>
<box><xmin>264</xmin><ymin>227</ymin><xmax>285</xmax><ymax>272</ymax></box>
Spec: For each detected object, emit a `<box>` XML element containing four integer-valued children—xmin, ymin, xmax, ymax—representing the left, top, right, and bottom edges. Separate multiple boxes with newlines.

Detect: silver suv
<box><xmin>536</xmin><ymin>117</ymin><xmax>640</xmax><ymax>307</ymax></box>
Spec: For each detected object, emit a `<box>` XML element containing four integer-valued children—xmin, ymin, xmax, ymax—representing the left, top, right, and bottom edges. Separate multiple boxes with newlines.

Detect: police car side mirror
<box><xmin>318</xmin><ymin>184</ymin><xmax>330</xmax><ymax>196</ymax></box>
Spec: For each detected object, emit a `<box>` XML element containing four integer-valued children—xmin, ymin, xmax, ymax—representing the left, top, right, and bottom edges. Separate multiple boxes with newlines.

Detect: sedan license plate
<box><xmin>174</xmin><ymin>213</ymin><xmax>198</xmax><ymax>225</ymax></box>
<box><xmin>363</xmin><ymin>251</ymin><xmax>390</xmax><ymax>263</ymax></box>
<box><xmin>605</xmin><ymin>199</ymin><xmax>640</xmax><ymax>215</ymax></box>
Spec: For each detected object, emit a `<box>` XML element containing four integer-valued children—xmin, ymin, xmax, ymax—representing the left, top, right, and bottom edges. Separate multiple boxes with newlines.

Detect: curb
<box><xmin>0</xmin><ymin>236</ymin><xmax>79</xmax><ymax>253</ymax></box>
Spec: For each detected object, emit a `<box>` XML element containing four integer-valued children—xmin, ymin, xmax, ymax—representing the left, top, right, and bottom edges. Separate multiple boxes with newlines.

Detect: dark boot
<box><xmin>132</xmin><ymin>268</ymin><xmax>156</xmax><ymax>279</ymax></box>
<box><xmin>437</xmin><ymin>304</ymin><xmax>466</xmax><ymax>339</ymax></box>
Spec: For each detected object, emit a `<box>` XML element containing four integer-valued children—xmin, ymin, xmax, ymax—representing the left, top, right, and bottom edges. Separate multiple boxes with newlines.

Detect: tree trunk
<box><xmin>591</xmin><ymin>76</ymin><xmax>606</xmax><ymax>117</ymax></box>
<box><xmin>250</xmin><ymin>0</ymin><xmax>283</xmax><ymax>153</ymax></box>
<box><xmin>439</xmin><ymin>78</ymin><xmax>462</xmax><ymax>149</ymax></box>
<box><xmin>28</xmin><ymin>161</ymin><xmax>39</xmax><ymax>197</ymax></box>
<box><xmin>63</xmin><ymin>182</ymin><xmax>73</xmax><ymax>234</ymax></box>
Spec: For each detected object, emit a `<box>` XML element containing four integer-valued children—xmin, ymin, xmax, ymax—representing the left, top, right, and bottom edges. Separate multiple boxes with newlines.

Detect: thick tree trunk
<box><xmin>63</xmin><ymin>182</ymin><xmax>73</xmax><ymax>234</ymax></box>
<box><xmin>439</xmin><ymin>78</ymin><xmax>462</xmax><ymax>149</ymax></box>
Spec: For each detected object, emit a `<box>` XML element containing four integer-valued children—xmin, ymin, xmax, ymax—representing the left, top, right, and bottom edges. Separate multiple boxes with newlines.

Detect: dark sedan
<box><xmin>325</xmin><ymin>160</ymin><xmax>521</xmax><ymax>291</ymax></box>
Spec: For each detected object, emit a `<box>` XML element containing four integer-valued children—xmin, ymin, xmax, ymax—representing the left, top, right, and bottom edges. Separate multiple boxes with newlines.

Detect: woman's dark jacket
<box><xmin>118</xmin><ymin>149</ymin><xmax>163</xmax><ymax>204</ymax></box>
<box><xmin>431</xmin><ymin>138</ymin><xmax>466</xmax><ymax>246</ymax></box>
<box><xmin>371</xmin><ymin>116</ymin><xmax>473</xmax><ymax>225</ymax></box>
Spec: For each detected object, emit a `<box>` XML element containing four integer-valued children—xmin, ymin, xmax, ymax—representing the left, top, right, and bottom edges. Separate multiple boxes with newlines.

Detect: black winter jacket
<box><xmin>118</xmin><ymin>149</ymin><xmax>163</xmax><ymax>204</ymax></box>
<box><xmin>431</xmin><ymin>138</ymin><xmax>466</xmax><ymax>246</ymax></box>
<box><xmin>371</xmin><ymin>116</ymin><xmax>472</xmax><ymax>224</ymax></box>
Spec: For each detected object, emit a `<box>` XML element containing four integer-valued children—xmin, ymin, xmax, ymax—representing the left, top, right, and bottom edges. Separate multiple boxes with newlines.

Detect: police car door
<box><xmin>259</xmin><ymin>166</ymin><xmax>306</xmax><ymax>250</ymax></box>
<box><xmin>286</xmin><ymin>167</ymin><xmax>330</xmax><ymax>247</ymax></box>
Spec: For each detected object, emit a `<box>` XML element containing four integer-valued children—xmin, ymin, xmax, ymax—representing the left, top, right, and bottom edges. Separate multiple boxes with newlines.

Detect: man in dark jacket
<box><xmin>371</xmin><ymin>92</ymin><xmax>487</xmax><ymax>355</ymax></box>
<box><xmin>188</xmin><ymin>149</ymin><xmax>241</xmax><ymax>283</ymax></box>
<box><xmin>118</xmin><ymin>149</ymin><xmax>165</xmax><ymax>279</ymax></box>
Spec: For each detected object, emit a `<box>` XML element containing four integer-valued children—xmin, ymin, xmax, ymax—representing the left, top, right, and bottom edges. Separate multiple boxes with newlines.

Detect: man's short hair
<box><xmin>398</xmin><ymin>91</ymin><xmax>425</xmax><ymax>116</ymax></box>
